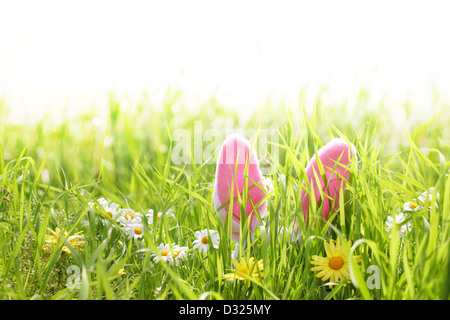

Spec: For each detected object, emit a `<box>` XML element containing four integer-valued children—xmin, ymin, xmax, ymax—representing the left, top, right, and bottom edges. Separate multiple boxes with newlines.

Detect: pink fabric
<box><xmin>213</xmin><ymin>134</ymin><xmax>267</xmax><ymax>242</ymax></box>
<box><xmin>300</xmin><ymin>138</ymin><xmax>355</xmax><ymax>226</ymax></box>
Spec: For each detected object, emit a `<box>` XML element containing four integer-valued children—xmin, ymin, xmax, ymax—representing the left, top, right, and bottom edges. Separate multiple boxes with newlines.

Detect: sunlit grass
<box><xmin>0</xmin><ymin>89</ymin><xmax>449</xmax><ymax>300</ymax></box>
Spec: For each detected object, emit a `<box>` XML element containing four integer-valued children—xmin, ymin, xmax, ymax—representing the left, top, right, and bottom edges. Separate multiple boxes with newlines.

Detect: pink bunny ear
<box><xmin>213</xmin><ymin>134</ymin><xmax>268</xmax><ymax>242</ymax></box>
<box><xmin>300</xmin><ymin>138</ymin><xmax>356</xmax><ymax>226</ymax></box>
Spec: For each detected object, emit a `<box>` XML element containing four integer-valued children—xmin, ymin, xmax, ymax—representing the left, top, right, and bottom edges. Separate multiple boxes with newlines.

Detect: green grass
<box><xmin>0</xmin><ymin>88</ymin><xmax>449</xmax><ymax>300</ymax></box>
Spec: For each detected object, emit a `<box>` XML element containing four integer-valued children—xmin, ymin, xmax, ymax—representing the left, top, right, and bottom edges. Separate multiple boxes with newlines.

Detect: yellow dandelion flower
<box><xmin>310</xmin><ymin>237</ymin><xmax>361</xmax><ymax>283</ymax></box>
<box><xmin>222</xmin><ymin>257</ymin><xmax>264</xmax><ymax>283</ymax></box>
<box><xmin>43</xmin><ymin>227</ymin><xmax>85</xmax><ymax>254</ymax></box>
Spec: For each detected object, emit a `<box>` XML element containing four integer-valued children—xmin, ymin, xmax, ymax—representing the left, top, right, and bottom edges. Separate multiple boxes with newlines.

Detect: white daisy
<box><xmin>152</xmin><ymin>243</ymin><xmax>174</xmax><ymax>264</ymax></box>
<box><xmin>122</xmin><ymin>222</ymin><xmax>145</xmax><ymax>240</ymax></box>
<box><xmin>146</xmin><ymin>209</ymin><xmax>163</xmax><ymax>225</ymax></box>
<box><xmin>385</xmin><ymin>212</ymin><xmax>412</xmax><ymax>238</ymax></box>
<box><xmin>403</xmin><ymin>201</ymin><xmax>421</xmax><ymax>211</ymax></box>
<box><xmin>171</xmin><ymin>245</ymin><xmax>189</xmax><ymax>266</ymax></box>
<box><xmin>89</xmin><ymin>198</ymin><xmax>121</xmax><ymax>221</ymax></box>
<box><xmin>89</xmin><ymin>197</ymin><xmax>107</xmax><ymax>210</ymax></box>
<box><xmin>103</xmin><ymin>203</ymin><xmax>121</xmax><ymax>219</ymax></box>
<box><xmin>118</xmin><ymin>208</ymin><xmax>142</xmax><ymax>225</ymax></box>
<box><xmin>418</xmin><ymin>187</ymin><xmax>440</xmax><ymax>209</ymax></box>
<box><xmin>261</xmin><ymin>176</ymin><xmax>274</xmax><ymax>195</ymax></box>
<box><xmin>152</xmin><ymin>243</ymin><xmax>189</xmax><ymax>266</ymax></box>
<box><xmin>192</xmin><ymin>229</ymin><xmax>220</xmax><ymax>254</ymax></box>
<box><xmin>89</xmin><ymin>198</ymin><xmax>107</xmax><ymax>208</ymax></box>
<box><xmin>147</xmin><ymin>210</ymin><xmax>178</xmax><ymax>226</ymax></box>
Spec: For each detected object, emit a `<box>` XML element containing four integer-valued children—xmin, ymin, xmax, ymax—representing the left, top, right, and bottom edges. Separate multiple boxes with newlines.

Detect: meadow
<box><xmin>0</xmin><ymin>88</ymin><xmax>449</xmax><ymax>300</ymax></box>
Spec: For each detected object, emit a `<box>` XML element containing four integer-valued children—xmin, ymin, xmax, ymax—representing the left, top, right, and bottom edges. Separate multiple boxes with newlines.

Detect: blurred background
<box><xmin>1</xmin><ymin>0</ymin><xmax>449</xmax><ymax>125</ymax></box>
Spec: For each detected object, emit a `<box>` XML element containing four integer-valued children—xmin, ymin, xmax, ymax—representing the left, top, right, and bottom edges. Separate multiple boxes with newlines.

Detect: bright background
<box><xmin>1</xmin><ymin>0</ymin><xmax>449</xmax><ymax>123</ymax></box>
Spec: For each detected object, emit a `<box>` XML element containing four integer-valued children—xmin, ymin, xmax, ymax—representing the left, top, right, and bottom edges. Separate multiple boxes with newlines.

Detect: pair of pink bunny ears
<box><xmin>213</xmin><ymin>134</ymin><xmax>356</xmax><ymax>242</ymax></box>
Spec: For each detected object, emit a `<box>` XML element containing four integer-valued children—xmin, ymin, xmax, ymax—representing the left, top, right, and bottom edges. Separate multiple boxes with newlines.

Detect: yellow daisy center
<box><xmin>329</xmin><ymin>256</ymin><xmax>344</xmax><ymax>270</ymax></box>
<box><xmin>161</xmin><ymin>250</ymin><xmax>169</xmax><ymax>256</ymax></box>
<box><xmin>134</xmin><ymin>228</ymin><xmax>142</xmax><ymax>235</ymax></box>
<box><xmin>409</xmin><ymin>203</ymin><xmax>418</xmax><ymax>209</ymax></box>
<box><xmin>173</xmin><ymin>250</ymin><xmax>180</xmax><ymax>258</ymax></box>
<box><xmin>106</xmin><ymin>211</ymin><xmax>113</xmax><ymax>218</ymax></box>
<box><xmin>201</xmin><ymin>236</ymin><xmax>209</xmax><ymax>244</ymax></box>
<box><xmin>125</xmin><ymin>213</ymin><xmax>134</xmax><ymax>220</ymax></box>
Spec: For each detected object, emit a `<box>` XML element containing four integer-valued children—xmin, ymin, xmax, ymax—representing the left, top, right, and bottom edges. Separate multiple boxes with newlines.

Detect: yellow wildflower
<box><xmin>310</xmin><ymin>237</ymin><xmax>362</xmax><ymax>283</ymax></box>
<box><xmin>43</xmin><ymin>227</ymin><xmax>85</xmax><ymax>254</ymax></box>
<box><xmin>222</xmin><ymin>257</ymin><xmax>264</xmax><ymax>283</ymax></box>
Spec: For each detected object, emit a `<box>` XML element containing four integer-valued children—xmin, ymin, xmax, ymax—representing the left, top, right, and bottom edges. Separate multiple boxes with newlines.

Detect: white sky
<box><xmin>1</xmin><ymin>0</ymin><xmax>450</xmax><ymax>123</ymax></box>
